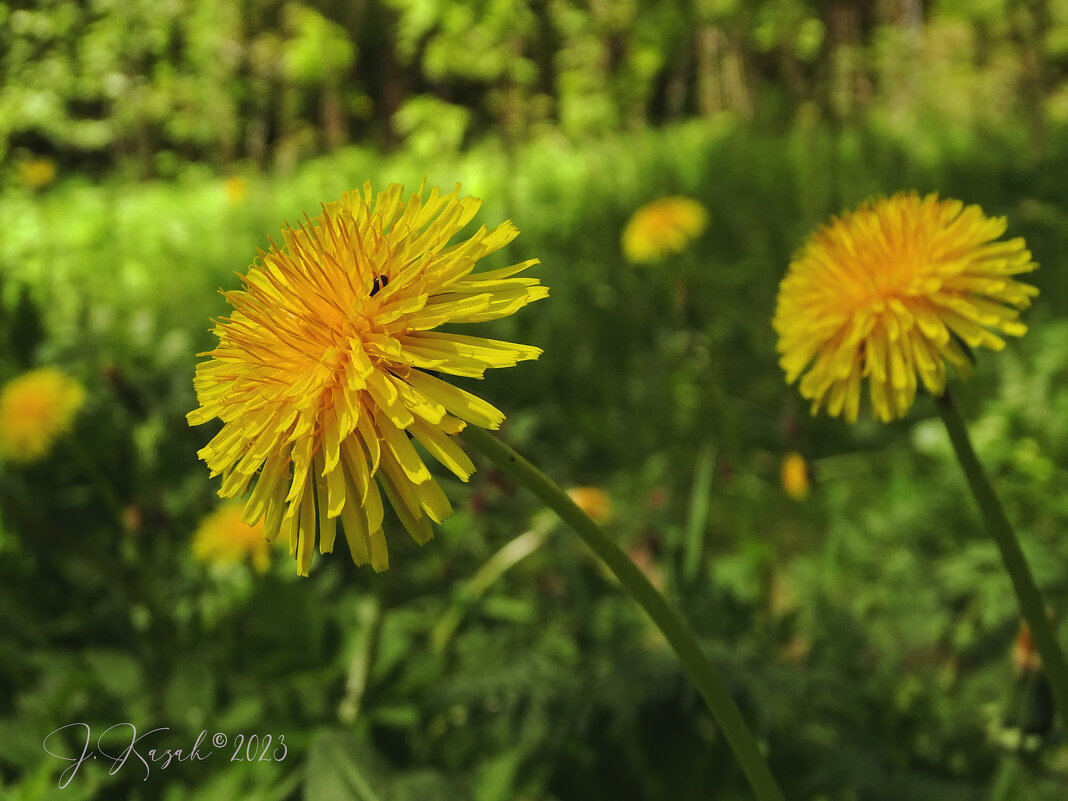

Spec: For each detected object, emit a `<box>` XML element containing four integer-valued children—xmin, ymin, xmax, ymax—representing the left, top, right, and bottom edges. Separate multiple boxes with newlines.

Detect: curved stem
<box><xmin>934</xmin><ymin>389</ymin><xmax>1068</xmax><ymax>729</ymax></box>
<box><xmin>432</xmin><ymin>521</ymin><xmax>550</xmax><ymax>653</ymax></box>
<box><xmin>463</xmin><ymin>425</ymin><xmax>786</xmax><ymax>801</ymax></box>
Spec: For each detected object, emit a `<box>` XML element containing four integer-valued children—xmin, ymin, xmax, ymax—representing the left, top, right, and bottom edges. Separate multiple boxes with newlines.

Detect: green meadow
<box><xmin>4</xmin><ymin>2</ymin><xmax>1068</xmax><ymax>799</ymax></box>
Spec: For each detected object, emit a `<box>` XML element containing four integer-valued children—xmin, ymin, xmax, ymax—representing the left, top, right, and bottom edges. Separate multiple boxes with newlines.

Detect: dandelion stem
<box><xmin>935</xmin><ymin>389</ymin><xmax>1068</xmax><ymax>730</ymax></box>
<box><xmin>463</xmin><ymin>425</ymin><xmax>786</xmax><ymax>801</ymax></box>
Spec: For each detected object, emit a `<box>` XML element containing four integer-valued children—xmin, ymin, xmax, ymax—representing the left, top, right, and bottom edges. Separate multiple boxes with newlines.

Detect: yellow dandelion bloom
<box><xmin>192</xmin><ymin>503</ymin><xmax>272</xmax><ymax>573</ymax></box>
<box><xmin>189</xmin><ymin>181</ymin><xmax>546</xmax><ymax>576</ymax></box>
<box><xmin>774</xmin><ymin>192</ymin><xmax>1037</xmax><ymax>423</ymax></box>
<box><xmin>622</xmin><ymin>197</ymin><xmax>708</xmax><ymax>263</ymax></box>
<box><xmin>224</xmin><ymin>175</ymin><xmax>248</xmax><ymax>204</ymax></box>
<box><xmin>20</xmin><ymin>158</ymin><xmax>57</xmax><ymax>189</ymax></box>
<box><xmin>780</xmin><ymin>452</ymin><xmax>810</xmax><ymax>500</ymax></box>
<box><xmin>0</xmin><ymin>368</ymin><xmax>86</xmax><ymax>463</ymax></box>
<box><xmin>566</xmin><ymin>486</ymin><xmax>614</xmax><ymax>525</ymax></box>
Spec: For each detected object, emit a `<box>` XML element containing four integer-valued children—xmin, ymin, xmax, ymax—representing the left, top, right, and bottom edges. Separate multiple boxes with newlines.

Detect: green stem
<box><xmin>463</xmin><ymin>425</ymin><xmax>786</xmax><ymax>801</ymax></box>
<box><xmin>989</xmin><ymin>754</ymin><xmax>1022</xmax><ymax>801</ymax></box>
<box><xmin>338</xmin><ymin>595</ymin><xmax>383</xmax><ymax>725</ymax></box>
<box><xmin>432</xmin><ymin>521</ymin><xmax>551</xmax><ymax>653</ymax></box>
<box><xmin>934</xmin><ymin>389</ymin><xmax>1068</xmax><ymax>730</ymax></box>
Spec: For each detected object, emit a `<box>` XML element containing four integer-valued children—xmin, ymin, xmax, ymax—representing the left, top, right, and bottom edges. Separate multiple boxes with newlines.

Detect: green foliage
<box><xmin>281</xmin><ymin>4</ymin><xmax>354</xmax><ymax>86</ymax></box>
<box><xmin>391</xmin><ymin>97</ymin><xmax>470</xmax><ymax>160</ymax></box>
<box><xmin>3</xmin><ymin>0</ymin><xmax>1067</xmax><ymax>170</ymax></box>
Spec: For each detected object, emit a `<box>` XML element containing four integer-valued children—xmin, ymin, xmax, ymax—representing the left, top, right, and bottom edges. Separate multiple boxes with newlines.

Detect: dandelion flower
<box><xmin>0</xmin><ymin>368</ymin><xmax>85</xmax><ymax>462</ymax></box>
<box><xmin>566</xmin><ymin>486</ymin><xmax>614</xmax><ymax>525</ymax></box>
<box><xmin>622</xmin><ymin>197</ymin><xmax>708</xmax><ymax>263</ymax></box>
<box><xmin>189</xmin><ymin>181</ymin><xmax>546</xmax><ymax>576</ymax></box>
<box><xmin>192</xmin><ymin>503</ymin><xmax>272</xmax><ymax>573</ymax></box>
<box><xmin>224</xmin><ymin>175</ymin><xmax>248</xmax><ymax>204</ymax></box>
<box><xmin>780</xmin><ymin>452</ymin><xmax>810</xmax><ymax>500</ymax></box>
<box><xmin>774</xmin><ymin>192</ymin><xmax>1037</xmax><ymax>423</ymax></box>
<box><xmin>19</xmin><ymin>158</ymin><xmax>56</xmax><ymax>190</ymax></box>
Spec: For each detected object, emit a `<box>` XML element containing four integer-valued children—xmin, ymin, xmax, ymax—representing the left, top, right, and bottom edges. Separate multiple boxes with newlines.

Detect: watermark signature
<box><xmin>43</xmin><ymin>723</ymin><xmax>287</xmax><ymax>787</ymax></box>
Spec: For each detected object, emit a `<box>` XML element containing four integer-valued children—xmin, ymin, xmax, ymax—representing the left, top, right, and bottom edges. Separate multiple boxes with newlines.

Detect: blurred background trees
<box><xmin>2</xmin><ymin>0</ymin><xmax>1067</xmax><ymax>175</ymax></box>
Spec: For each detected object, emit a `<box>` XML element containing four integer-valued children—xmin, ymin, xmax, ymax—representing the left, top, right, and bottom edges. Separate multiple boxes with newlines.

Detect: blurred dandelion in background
<box><xmin>192</xmin><ymin>503</ymin><xmax>272</xmax><ymax>573</ymax></box>
<box><xmin>223</xmin><ymin>175</ymin><xmax>248</xmax><ymax>204</ymax></box>
<box><xmin>189</xmin><ymin>181</ymin><xmax>546</xmax><ymax>576</ymax></box>
<box><xmin>780</xmin><ymin>452</ymin><xmax>810</xmax><ymax>500</ymax></box>
<box><xmin>566</xmin><ymin>486</ymin><xmax>615</xmax><ymax>525</ymax></box>
<box><xmin>622</xmin><ymin>196</ymin><xmax>708</xmax><ymax>263</ymax></box>
<box><xmin>18</xmin><ymin>157</ymin><xmax>56</xmax><ymax>190</ymax></box>
<box><xmin>0</xmin><ymin>367</ymin><xmax>85</xmax><ymax>463</ymax></box>
<box><xmin>774</xmin><ymin>192</ymin><xmax>1037</xmax><ymax>423</ymax></box>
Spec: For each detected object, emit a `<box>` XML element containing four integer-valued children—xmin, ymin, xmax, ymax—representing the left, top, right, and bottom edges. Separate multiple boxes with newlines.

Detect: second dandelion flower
<box><xmin>774</xmin><ymin>192</ymin><xmax>1037</xmax><ymax>423</ymax></box>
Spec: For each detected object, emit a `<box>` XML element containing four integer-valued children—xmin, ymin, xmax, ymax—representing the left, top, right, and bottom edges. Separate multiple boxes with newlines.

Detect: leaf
<box><xmin>303</xmin><ymin>730</ymin><xmax>386</xmax><ymax>801</ymax></box>
<box><xmin>474</xmin><ymin>750</ymin><xmax>522</xmax><ymax>801</ymax></box>
<box><xmin>83</xmin><ymin>649</ymin><xmax>144</xmax><ymax>703</ymax></box>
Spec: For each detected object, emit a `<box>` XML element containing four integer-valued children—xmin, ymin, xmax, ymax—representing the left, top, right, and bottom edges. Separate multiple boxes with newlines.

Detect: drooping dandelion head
<box><xmin>0</xmin><ymin>368</ymin><xmax>86</xmax><ymax>463</ymax></box>
<box><xmin>780</xmin><ymin>452</ymin><xmax>810</xmax><ymax>500</ymax></box>
<box><xmin>774</xmin><ymin>192</ymin><xmax>1037</xmax><ymax>423</ymax></box>
<box><xmin>188</xmin><ymin>181</ymin><xmax>546</xmax><ymax>576</ymax></box>
<box><xmin>192</xmin><ymin>503</ymin><xmax>272</xmax><ymax>573</ymax></box>
<box><xmin>566</xmin><ymin>486</ymin><xmax>615</xmax><ymax>526</ymax></box>
<box><xmin>19</xmin><ymin>158</ymin><xmax>57</xmax><ymax>190</ymax></box>
<box><xmin>622</xmin><ymin>196</ymin><xmax>708</xmax><ymax>263</ymax></box>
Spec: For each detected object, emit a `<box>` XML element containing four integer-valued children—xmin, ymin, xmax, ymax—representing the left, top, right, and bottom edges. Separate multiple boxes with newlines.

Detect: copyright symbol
<box><xmin>212</xmin><ymin>732</ymin><xmax>227</xmax><ymax>748</ymax></box>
